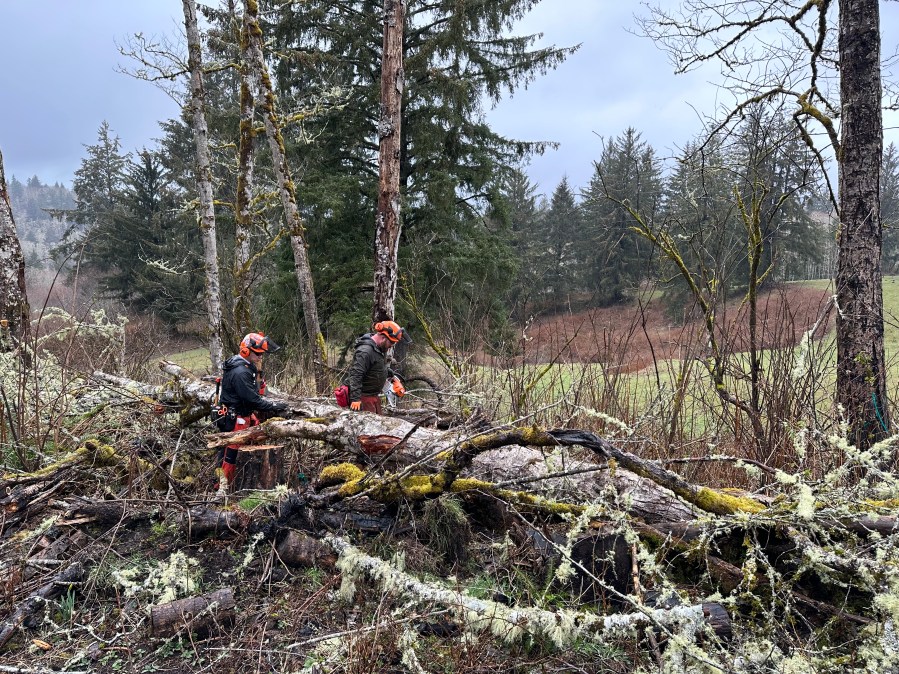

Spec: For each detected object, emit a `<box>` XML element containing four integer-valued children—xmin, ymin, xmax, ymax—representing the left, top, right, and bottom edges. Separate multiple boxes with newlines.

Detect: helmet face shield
<box><xmin>240</xmin><ymin>332</ymin><xmax>280</xmax><ymax>356</ymax></box>
<box><xmin>374</xmin><ymin>320</ymin><xmax>405</xmax><ymax>343</ymax></box>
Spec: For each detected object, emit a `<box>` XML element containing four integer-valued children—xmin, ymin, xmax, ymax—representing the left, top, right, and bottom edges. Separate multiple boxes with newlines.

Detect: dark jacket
<box><xmin>345</xmin><ymin>334</ymin><xmax>390</xmax><ymax>402</ymax></box>
<box><xmin>219</xmin><ymin>355</ymin><xmax>281</xmax><ymax>417</ymax></box>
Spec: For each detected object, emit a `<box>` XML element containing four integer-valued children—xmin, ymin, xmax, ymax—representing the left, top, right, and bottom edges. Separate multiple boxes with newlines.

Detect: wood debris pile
<box><xmin>2</xmin><ymin>361</ymin><xmax>899</xmax><ymax>672</ymax></box>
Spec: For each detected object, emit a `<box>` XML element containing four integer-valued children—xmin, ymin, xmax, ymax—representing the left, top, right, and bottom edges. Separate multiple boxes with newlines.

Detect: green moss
<box><xmin>319</xmin><ymin>462</ymin><xmax>365</xmax><ymax>486</ymax></box>
<box><xmin>695</xmin><ymin>486</ymin><xmax>765</xmax><ymax>515</ymax></box>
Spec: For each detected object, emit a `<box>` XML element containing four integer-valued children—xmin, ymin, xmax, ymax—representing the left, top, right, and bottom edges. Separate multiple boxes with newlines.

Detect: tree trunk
<box><xmin>243</xmin><ymin>0</ymin><xmax>328</xmax><ymax>394</ymax></box>
<box><xmin>232</xmin><ymin>0</ymin><xmax>256</xmax><ymax>342</ymax></box>
<box><xmin>372</xmin><ymin>0</ymin><xmax>405</xmax><ymax>323</ymax></box>
<box><xmin>182</xmin><ymin>0</ymin><xmax>225</xmax><ymax>372</ymax></box>
<box><xmin>0</xmin><ymin>148</ymin><xmax>29</xmax><ymax>354</ymax></box>
<box><xmin>836</xmin><ymin>0</ymin><xmax>889</xmax><ymax>449</ymax></box>
<box><xmin>232</xmin><ymin>443</ymin><xmax>285</xmax><ymax>491</ymax></box>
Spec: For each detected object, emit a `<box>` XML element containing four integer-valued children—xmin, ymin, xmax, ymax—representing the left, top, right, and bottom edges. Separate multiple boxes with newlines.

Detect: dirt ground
<box><xmin>507</xmin><ymin>285</ymin><xmax>834</xmax><ymax>371</ymax></box>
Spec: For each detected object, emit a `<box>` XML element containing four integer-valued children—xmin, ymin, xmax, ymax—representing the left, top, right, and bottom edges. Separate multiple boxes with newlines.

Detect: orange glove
<box><xmin>391</xmin><ymin>378</ymin><xmax>406</xmax><ymax>397</ymax></box>
<box><xmin>350</xmin><ymin>401</ymin><xmax>362</xmax><ymax>411</ymax></box>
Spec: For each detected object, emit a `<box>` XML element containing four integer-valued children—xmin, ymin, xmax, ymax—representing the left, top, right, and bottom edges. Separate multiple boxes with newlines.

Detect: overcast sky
<box><xmin>1</xmin><ymin>1</ymin><xmax>898</xmax><ymax>198</ymax></box>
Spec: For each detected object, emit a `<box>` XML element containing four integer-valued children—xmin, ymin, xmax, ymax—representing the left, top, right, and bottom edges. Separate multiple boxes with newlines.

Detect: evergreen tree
<box><xmin>582</xmin><ymin>128</ymin><xmax>662</xmax><ymax>306</ymax></box>
<box><xmin>263</xmin><ymin>0</ymin><xmax>574</xmax><ymax>333</ymax></box>
<box><xmin>503</xmin><ymin>166</ymin><xmax>545</xmax><ymax>321</ymax></box>
<box><xmin>541</xmin><ymin>177</ymin><xmax>582</xmax><ymax>310</ymax></box>
<box><xmin>71</xmin><ymin>121</ymin><xmax>129</xmax><ymax>227</ymax></box>
<box><xmin>728</xmin><ymin>106</ymin><xmax>823</xmax><ymax>283</ymax></box>
<box><xmin>54</xmin><ymin>122</ymin><xmax>129</xmax><ymax>268</ymax></box>
<box><xmin>660</xmin><ymin>139</ymin><xmax>738</xmax><ymax>320</ymax></box>
<box><xmin>63</xmin><ymin>147</ymin><xmax>203</xmax><ymax>323</ymax></box>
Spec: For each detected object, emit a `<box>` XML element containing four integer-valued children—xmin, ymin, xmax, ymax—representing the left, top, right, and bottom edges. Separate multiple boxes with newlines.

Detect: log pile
<box><xmin>2</xmin><ymin>361</ymin><xmax>898</xmax><ymax>671</ymax></box>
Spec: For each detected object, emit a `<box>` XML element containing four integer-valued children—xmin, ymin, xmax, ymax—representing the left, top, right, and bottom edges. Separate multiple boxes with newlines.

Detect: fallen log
<box><xmin>326</xmin><ymin>535</ymin><xmax>732</xmax><ymax>645</ymax></box>
<box><xmin>88</xmin><ymin>369</ymin><xmax>736</xmax><ymax>524</ymax></box>
<box><xmin>180</xmin><ymin>507</ymin><xmax>247</xmax><ymax>540</ymax></box>
<box><xmin>149</xmin><ymin>588</ymin><xmax>236</xmax><ymax>638</ymax></box>
<box><xmin>0</xmin><ymin>562</ymin><xmax>85</xmax><ymax>650</ymax></box>
<box><xmin>94</xmin><ymin>366</ymin><xmax>720</xmax><ymax>520</ymax></box>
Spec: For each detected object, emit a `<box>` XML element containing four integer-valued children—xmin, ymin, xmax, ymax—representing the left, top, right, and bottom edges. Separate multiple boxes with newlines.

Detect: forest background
<box><xmin>6</xmin><ymin>0</ymin><xmax>899</xmax><ymax>364</ymax></box>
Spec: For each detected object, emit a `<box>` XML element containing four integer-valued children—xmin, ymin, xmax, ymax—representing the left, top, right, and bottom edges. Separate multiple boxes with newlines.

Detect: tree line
<box><xmin>2</xmin><ymin>0</ymin><xmax>896</xmax><ymax>449</ymax></box>
<box><xmin>44</xmin><ymin>107</ymin><xmax>899</xmax><ymax>344</ymax></box>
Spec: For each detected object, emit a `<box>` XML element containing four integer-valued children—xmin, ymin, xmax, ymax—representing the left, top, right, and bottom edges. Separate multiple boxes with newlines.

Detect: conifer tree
<box><xmin>582</xmin><ymin>129</ymin><xmax>662</xmax><ymax>306</ymax></box>
<box><xmin>728</xmin><ymin>107</ymin><xmax>823</xmax><ymax>284</ymax></box>
<box><xmin>266</xmin><ymin>0</ymin><xmax>575</xmax><ymax>324</ymax></box>
<box><xmin>541</xmin><ymin>177</ymin><xmax>582</xmax><ymax>309</ymax></box>
<box><xmin>503</xmin><ymin>167</ymin><xmax>545</xmax><ymax>322</ymax></box>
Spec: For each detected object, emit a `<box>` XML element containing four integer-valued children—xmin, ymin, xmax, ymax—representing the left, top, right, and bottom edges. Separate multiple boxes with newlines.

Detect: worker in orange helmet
<box><xmin>215</xmin><ymin>333</ymin><xmax>288</xmax><ymax>488</ymax></box>
<box><xmin>343</xmin><ymin>321</ymin><xmax>409</xmax><ymax>414</ymax></box>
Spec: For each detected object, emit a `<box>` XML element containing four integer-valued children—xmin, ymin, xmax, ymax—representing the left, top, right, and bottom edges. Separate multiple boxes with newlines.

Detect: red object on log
<box><xmin>358</xmin><ymin>434</ymin><xmax>403</xmax><ymax>455</ymax></box>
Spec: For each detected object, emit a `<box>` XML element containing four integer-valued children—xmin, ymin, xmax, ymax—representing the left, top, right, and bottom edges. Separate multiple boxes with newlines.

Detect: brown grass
<box><xmin>501</xmin><ymin>285</ymin><xmax>834</xmax><ymax>371</ymax></box>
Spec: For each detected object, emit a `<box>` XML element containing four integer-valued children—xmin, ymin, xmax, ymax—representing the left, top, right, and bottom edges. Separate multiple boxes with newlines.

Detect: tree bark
<box><xmin>149</xmin><ymin>588</ymin><xmax>236</xmax><ymax>638</ymax></box>
<box><xmin>372</xmin><ymin>0</ymin><xmax>405</xmax><ymax>323</ymax></box>
<box><xmin>232</xmin><ymin>442</ymin><xmax>285</xmax><ymax>491</ymax></box>
<box><xmin>242</xmin><ymin>0</ymin><xmax>328</xmax><ymax>394</ymax></box>
<box><xmin>0</xmin><ymin>148</ymin><xmax>29</xmax><ymax>354</ymax></box>
<box><xmin>232</xmin><ymin>0</ymin><xmax>256</xmax><ymax>342</ymax></box>
<box><xmin>836</xmin><ymin>0</ymin><xmax>889</xmax><ymax>449</ymax></box>
<box><xmin>182</xmin><ymin>0</ymin><xmax>225</xmax><ymax>372</ymax></box>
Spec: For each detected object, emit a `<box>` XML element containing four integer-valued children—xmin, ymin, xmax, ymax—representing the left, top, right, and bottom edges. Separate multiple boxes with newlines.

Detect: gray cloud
<box><xmin>1</xmin><ymin>1</ymin><xmax>896</xmax><ymax>197</ymax></box>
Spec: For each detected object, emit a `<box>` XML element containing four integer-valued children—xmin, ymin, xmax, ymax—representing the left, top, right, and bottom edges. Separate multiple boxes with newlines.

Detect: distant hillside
<box><xmin>7</xmin><ymin>174</ymin><xmax>75</xmax><ymax>267</ymax></box>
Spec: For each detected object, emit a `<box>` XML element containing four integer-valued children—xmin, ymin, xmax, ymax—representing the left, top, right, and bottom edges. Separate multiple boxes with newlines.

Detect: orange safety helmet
<box><xmin>373</xmin><ymin>320</ymin><xmax>405</xmax><ymax>343</ymax></box>
<box><xmin>239</xmin><ymin>332</ymin><xmax>281</xmax><ymax>358</ymax></box>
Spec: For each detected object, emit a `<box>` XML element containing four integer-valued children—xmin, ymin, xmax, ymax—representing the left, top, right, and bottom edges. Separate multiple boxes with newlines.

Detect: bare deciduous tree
<box><xmin>642</xmin><ymin>0</ymin><xmax>891</xmax><ymax>448</ymax></box>
<box><xmin>242</xmin><ymin>0</ymin><xmax>328</xmax><ymax>394</ymax></box>
<box><xmin>182</xmin><ymin>0</ymin><xmax>225</xmax><ymax>372</ymax></box>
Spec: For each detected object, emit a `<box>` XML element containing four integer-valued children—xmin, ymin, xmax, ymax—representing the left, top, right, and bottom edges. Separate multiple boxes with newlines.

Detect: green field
<box><xmin>167</xmin><ymin>278</ymin><xmax>899</xmax><ymax>440</ymax></box>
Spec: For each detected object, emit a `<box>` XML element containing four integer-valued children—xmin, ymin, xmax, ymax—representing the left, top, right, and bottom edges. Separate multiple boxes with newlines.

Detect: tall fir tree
<box><xmin>502</xmin><ymin>166</ymin><xmax>545</xmax><ymax>322</ymax></box>
<box><xmin>541</xmin><ymin>177</ymin><xmax>582</xmax><ymax>310</ymax></box>
<box><xmin>263</xmin><ymin>0</ymin><xmax>575</xmax><ymax>336</ymax></box>
<box><xmin>660</xmin><ymin>138</ymin><xmax>738</xmax><ymax>320</ymax></box>
<box><xmin>53</xmin><ymin>122</ymin><xmax>129</xmax><ymax>270</ymax></box>
<box><xmin>582</xmin><ymin>128</ymin><xmax>662</xmax><ymax>306</ymax></box>
<box><xmin>727</xmin><ymin>106</ymin><xmax>823</xmax><ymax>283</ymax></box>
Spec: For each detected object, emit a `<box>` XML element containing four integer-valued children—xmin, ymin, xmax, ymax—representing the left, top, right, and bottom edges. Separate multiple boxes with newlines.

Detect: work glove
<box><xmin>271</xmin><ymin>401</ymin><xmax>289</xmax><ymax>414</ymax></box>
<box><xmin>391</xmin><ymin>377</ymin><xmax>406</xmax><ymax>397</ymax></box>
<box><xmin>350</xmin><ymin>401</ymin><xmax>362</xmax><ymax>411</ymax></box>
<box><xmin>258</xmin><ymin>376</ymin><xmax>267</xmax><ymax>396</ymax></box>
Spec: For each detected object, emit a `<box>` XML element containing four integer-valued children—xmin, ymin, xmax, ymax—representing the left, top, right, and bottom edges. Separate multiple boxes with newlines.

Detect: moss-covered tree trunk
<box><xmin>182</xmin><ymin>0</ymin><xmax>225</xmax><ymax>372</ymax></box>
<box><xmin>232</xmin><ymin>2</ymin><xmax>256</xmax><ymax>343</ymax></box>
<box><xmin>242</xmin><ymin>0</ymin><xmax>328</xmax><ymax>394</ymax></box>
<box><xmin>372</xmin><ymin>0</ymin><xmax>405</xmax><ymax>323</ymax></box>
<box><xmin>835</xmin><ymin>0</ymin><xmax>890</xmax><ymax>449</ymax></box>
<box><xmin>0</xmin><ymin>148</ymin><xmax>29</xmax><ymax>354</ymax></box>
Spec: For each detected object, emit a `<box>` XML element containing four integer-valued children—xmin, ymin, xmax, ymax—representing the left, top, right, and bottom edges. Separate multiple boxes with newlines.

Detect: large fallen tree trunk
<box><xmin>91</xmin><ymin>366</ymin><xmax>700</xmax><ymax>523</ymax></box>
